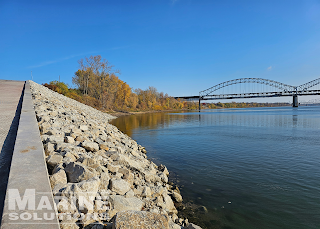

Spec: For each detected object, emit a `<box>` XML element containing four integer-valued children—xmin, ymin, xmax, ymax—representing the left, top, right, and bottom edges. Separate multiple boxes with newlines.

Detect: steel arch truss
<box><xmin>199</xmin><ymin>78</ymin><xmax>296</xmax><ymax>98</ymax></box>
<box><xmin>297</xmin><ymin>78</ymin><xmax>320</xmax><ymax>91</ymax></box>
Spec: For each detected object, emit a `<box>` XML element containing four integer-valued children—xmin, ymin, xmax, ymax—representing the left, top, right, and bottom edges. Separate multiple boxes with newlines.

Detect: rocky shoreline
<box><xmin>29</xmin><ymin>81</ymin><xmax>202</xmax><ymax>229</ymax></box>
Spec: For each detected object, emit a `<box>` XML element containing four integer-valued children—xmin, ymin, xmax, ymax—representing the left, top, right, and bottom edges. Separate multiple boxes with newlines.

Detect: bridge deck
<box><xmin>175</xmin><ymin>90</ymin><xmax>320</xmax><ymax>101</ymax></box>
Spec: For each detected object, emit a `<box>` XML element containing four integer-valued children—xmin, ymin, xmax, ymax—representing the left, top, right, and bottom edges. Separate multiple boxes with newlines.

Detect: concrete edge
<box><xmin>1</xmin><ymin>81</ymin><xmax>60</xmax><ymax>229</ymax></box>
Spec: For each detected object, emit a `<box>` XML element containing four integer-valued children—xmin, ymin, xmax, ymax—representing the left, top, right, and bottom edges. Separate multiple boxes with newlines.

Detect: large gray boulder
<box><xmin>162</xmin><ymin>194</ymin><xmax>178</xmax><ymax>214</ymax></box>
<box><xmin>64</xmin><ymin>136</ymin><xmax>75</xmax><ymax>144</ymax></box>
<box><xmin>59</xmin><ymin>177</ymin><xmax>100</xmax><ymax>214</ymax></box>
<box><xmin>44</xmin><ymin>142</ymin><xmax>55</xmax><ymax>156</ymax></box>
<box><xmin>143</xmin><ymin>171</ymin><xmax>162</xmax><ymax>183</ymax></box>
<box><xmin>49</xmin><ymin>169</ymin><xmax>67</xmax><ymax>189</ymax></box>
<box><xmin>151</xmin><ymin>186</ymin><xmax>165</xmax><ymax>198</ymax></box>
<box><xmin>79</xmin><ymin>125</ymin><xmax>88</xmax><ymax>131</ymax></box>
<box><xmin>65</xmin><ymin>162</ymin><xmax>97</xmax><ymax>183</ymax></box>
<box><xmin>113</xmin><ymin>210</ymin><xmax>169</xmax><ymax>229</ymax></box>
<box><xmin>172</xmin><ymin>191</ymin><xmax>183</xmax><ymax>203</ymax></box>
<box><xmin>141</xmin><ymin>186</ymin><xmax>152</xmax><ymax>198</ymax></box>
<box><xmin>109</xmin><ymin>178</ymin><xmax>131</xmax><ymax>195</ymax></box>
<box><xmin>76</xmin><ymin>176</ymin><xmax>101</xmax><ymax>212</ymax></box>
<box><xmin>108</xmin><ymin>195</ymin><xmax>143</xmax><ymax>218</ymax></box>
<box><xmin>99</xmin><ymin>172</ymin><xmax>110</xmax><ymax>190</ymax></box>
<box><xmin>46</xmin><ymin>154</ymin><xmax>63</xmax><ymax>172</ymax></box>
<box><xmin>76</xmin><ymin>176</ymin><xmax>101</xmax><ymax>195</ymax></box>
<box><xmin>81</xmin><ymin>140</ymin><xmax>99</xmax><ymax>152</ymax></box>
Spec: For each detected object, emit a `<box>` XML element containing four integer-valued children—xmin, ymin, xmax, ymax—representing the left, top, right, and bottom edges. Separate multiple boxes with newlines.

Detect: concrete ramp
<box><xmin>0</xmin><ymin>80</ymin><xmax>59</xmax><ymax>228</ymax></box>
<box><xmin>0</xmin><ymin>80</ymin><xmax>25</xmax><ymax>222</ymax></box>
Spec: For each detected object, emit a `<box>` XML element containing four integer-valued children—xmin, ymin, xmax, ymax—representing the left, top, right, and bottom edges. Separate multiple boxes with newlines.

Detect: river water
<box><xmin>110</xmin><ymin>106</ymin><xmax>320</xmax><ymax>229</ymax></box>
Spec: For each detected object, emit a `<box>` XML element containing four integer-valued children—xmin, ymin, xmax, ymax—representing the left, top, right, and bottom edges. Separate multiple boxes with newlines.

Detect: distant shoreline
<box><xmin>107</xmin><ymin>108</ymin><xmax>193</xmax><ymax>117</ymax></box>
<box><xmin>107</xmin><ymin>104</ymin><xmax>297</xmax><ymax>117</ymax></box>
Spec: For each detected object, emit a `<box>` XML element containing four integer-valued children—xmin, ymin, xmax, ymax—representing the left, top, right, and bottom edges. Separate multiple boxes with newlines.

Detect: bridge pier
<box><xmin>199</xmin><ymin>98</ymin><xmax>201</xmax><ymax>111</ymax></box>
<box><xmin>293</xmin><ymin>94</ymin><xmax>298</xmax><ymax>107</ymax></box>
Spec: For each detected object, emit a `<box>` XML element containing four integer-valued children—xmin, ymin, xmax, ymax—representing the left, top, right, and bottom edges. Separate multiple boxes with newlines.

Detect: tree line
<box><xmin>43</xmin><ymin>55</ymin><xmax>289</xmax><ymax>113</ymax></box>
<box><xmin>44</xmin><ymin>55</ymin><xmax>198</xmax><ymax>112</ymax></box>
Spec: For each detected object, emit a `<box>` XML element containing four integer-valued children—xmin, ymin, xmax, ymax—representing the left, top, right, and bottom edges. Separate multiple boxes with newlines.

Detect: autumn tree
<box><xmin>47</xmin><ymin>81</ymin><xmax>69</xmax><ymax>95</ymax></box>
<box><xmin>44</xmin><ymin>55</ymin><xmax>204</xmax><ymax>112</ymax></box>
<box><xmin>73</xmin><ymin>55</ymin><xmax>128</xmax><ymax>110</ymax></box>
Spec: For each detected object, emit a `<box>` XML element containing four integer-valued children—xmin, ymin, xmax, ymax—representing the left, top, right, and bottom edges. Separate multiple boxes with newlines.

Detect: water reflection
<box><xmin>111</xmin><ymin>107</ymin><xmax>320</xmax><ymax>137</ymax></box>
<box><xmin>292</xmin><ymin>115</ymin><xmax>298</xmax><ymax>127</ymax></box>
<box><xmin>110</xmin><ymin>111</ymin><xmax>196</xmax><ymax>136</ymax></box>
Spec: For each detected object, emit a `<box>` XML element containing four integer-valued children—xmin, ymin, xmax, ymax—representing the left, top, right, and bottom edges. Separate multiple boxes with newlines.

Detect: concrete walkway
<box><xmin>0</xmin><ymin>80</ymin><xmax>25</xmax><ymax>223</ymax></box>
<box><xmin>0</xmin><ymin>80</ymin><xmax>59</xmax><ymax>228</ymax></box>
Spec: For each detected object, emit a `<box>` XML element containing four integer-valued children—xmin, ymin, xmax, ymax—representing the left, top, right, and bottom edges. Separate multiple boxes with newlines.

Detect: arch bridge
<box><xmin>175</xmin><ymin>77</ymin><xmax>320</xmax><ymax>108</ymax></box>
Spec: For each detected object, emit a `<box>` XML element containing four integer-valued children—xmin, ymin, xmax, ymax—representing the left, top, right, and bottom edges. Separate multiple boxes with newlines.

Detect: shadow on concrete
<box><xmin>0</xmin><ymin>83</ymin><xmax>25</xmax><ymax>224</ymax></box>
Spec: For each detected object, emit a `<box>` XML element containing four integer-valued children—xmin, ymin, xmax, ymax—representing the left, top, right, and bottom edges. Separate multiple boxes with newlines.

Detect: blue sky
<box><xmin>1</xmin><ymin>0</ymin><xmax>320</xmax><ymax>102</ymax></box>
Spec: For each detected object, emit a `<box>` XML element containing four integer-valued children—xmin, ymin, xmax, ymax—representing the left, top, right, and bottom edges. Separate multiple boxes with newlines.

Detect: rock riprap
<box><xmin>29</xmin><ymin>81</ymin><xmax>202</xmax><ymax>229</ymax></box>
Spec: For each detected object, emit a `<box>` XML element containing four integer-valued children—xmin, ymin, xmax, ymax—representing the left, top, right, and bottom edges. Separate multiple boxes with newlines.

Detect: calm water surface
<box><xmin>110</xmin><ymin>106</ymin><xmax>320</xmax><ymax>229</ymax></box>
